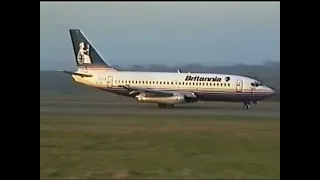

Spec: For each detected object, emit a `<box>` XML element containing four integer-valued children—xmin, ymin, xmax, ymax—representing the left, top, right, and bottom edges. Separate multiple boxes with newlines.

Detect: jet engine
<box><xmin>135</xmin><ymin>93</ymin><xmax>187</xmax><ymax>104</ymax></box>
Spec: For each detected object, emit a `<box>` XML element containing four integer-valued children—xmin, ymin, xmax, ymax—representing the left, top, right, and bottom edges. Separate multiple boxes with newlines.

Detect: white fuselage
<box><xmin>72</xmin><ymin>68</ymin><xmax>275</xmax><ymax>103</ymax></box>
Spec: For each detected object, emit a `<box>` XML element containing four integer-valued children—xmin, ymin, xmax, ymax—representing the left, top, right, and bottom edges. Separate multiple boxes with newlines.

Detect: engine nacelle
<box><xmin>135</xmin><ymin>93</ymin><xmax>186</xmax><ymax>104</ymax></box>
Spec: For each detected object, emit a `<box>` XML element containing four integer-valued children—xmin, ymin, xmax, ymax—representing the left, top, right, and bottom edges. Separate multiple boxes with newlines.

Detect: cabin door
<box><xmin>107</xmin><ymin>76</ymin><xmax>113</xmax><ymax>88</ymax></box>
<box><xmin>236</xmin><ymin>80</ymin><xmax>243</xmax><ymax>92</ymax></box>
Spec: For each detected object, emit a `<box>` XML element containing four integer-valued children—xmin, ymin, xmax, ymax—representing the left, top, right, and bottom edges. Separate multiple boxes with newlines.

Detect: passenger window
<box><xmin>228</xmin><ymin>83</ymin><xmax>230</xmax><ymax>86</ymax></box>
<box><xmin>224</xmin><ymin>83</ymin><xmax>226</xmax><ymax>86</ymax></box>
<box><xmin>179</xmin><ymin>82</ymin><xmax>181</xmax><ymax>85</ymax></box>
<box><xmin>217</xmin><ymin>83</ymin><xmax>219</xmax><ymax>86</ymax></box>
<box><xmin>171</xmin><ymin>82</ymin><xmax>173</xmax><ymax>85</ymax></box>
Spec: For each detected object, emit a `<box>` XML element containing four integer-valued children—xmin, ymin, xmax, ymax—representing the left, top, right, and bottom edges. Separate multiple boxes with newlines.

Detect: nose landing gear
<box><xmin>243</xmin><ymin>102</ymin><xmax>250</xmax><ymax>110</ymax></box>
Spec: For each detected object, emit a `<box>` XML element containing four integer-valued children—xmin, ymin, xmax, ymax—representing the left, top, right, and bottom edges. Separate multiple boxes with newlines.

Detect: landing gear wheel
<box><xmin>158</xmin><ymin>104</ymin><xmax>174</xmax><ymax>108</ymax></box>
<box><xmin>243</xmin><ymin>102</ymin><xmax>249</xmax><ymax>110</ymax></box>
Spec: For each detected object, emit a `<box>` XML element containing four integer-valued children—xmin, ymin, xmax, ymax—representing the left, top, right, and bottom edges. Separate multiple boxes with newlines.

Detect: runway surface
<box><xmin>40</xmin><ymin>99</ymin><xmax>280</xmax><ymax>118</ymax></box>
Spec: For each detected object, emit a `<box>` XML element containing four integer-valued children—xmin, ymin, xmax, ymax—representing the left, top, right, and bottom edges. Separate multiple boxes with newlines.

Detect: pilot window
<box><xmin>251</xmin><ymin>81</ymin><xmax>262</xmax><ymax>87</ymax></box>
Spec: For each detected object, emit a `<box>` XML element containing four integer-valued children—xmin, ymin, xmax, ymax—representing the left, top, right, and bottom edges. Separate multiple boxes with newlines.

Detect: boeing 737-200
<box><xmin>62</xmin><ymin>29</ymin><xmax>275</xmax><ymax>109</ymax></box>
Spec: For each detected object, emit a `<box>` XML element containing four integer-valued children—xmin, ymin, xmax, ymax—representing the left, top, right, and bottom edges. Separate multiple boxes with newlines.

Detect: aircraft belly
<box><xmin>197</xmin><ymin>92</ymin><xmax>268</xmax><ymax>102</ymax></box>
<box><xmin>99</xmin><ymin>87</ymin><xmax>269</xmax><ymax>102</ymax></box>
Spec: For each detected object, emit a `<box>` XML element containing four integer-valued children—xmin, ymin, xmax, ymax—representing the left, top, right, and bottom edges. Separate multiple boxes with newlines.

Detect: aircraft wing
<box><xmin>60</xmin><ymin>70</ymin><xmax>93</xmax><ymax>77</ymax></box>
<box><xmin>120</xmin><ymin>85</ymin><xmax>198</xmax><ymax>98</ymax></box>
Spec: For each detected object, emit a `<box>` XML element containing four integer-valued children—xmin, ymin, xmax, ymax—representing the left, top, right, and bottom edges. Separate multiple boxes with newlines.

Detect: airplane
<box><xmin>62</xmin><ymin>29</ymin><xmax>275</xmax><ymax>109</ymax></box>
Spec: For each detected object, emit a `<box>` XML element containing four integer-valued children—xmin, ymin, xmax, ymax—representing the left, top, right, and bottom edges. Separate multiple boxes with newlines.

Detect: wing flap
<box><xmin>120</xmin><ymin>85</ymin><xmax>174</xmax><ymax>97</ymax></box>
<box><xmin>120</xmin><ymin>85</ymin><xmax>198</xmax><ymax>99</ymax></box>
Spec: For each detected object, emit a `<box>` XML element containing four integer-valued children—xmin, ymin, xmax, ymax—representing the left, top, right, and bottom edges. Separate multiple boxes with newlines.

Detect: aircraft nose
<box><xmin>266</xmin><ymin>87</ymin><xmax>276</xmax><ymax>95</ymax></box>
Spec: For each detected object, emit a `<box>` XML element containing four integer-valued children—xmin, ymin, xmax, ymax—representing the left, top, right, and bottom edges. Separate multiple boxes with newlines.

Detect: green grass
<box><xmin>40</xmin><ymin>115</ymin><xmax>280</xmax><ymax>179</ymax></box>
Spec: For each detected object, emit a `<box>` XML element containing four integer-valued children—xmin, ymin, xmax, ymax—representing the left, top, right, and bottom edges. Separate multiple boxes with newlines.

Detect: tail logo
<box><xmin>77</xmin><ymin>42</ymin><xmax>92</xmax><ymax>64</ymax></box>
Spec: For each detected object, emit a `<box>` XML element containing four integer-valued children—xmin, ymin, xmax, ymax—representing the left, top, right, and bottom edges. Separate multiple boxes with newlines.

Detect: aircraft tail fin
<box><xmin>69</xmin><ymin>29</ymin><xmax>116</xmax><ymax>70</ymax></box>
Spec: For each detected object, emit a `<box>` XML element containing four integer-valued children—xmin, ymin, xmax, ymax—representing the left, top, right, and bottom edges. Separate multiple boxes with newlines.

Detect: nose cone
<box><xmin>266</xmin><ymin>87</ymin><xmax>276</xmax><ymax>96</ymax></box>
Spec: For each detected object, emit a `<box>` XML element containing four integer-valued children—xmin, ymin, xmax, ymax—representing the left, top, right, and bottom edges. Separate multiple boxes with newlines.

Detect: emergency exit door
<box><xmin>107</xmin><ymin>76</ymin><xmax>113</xmax><ymax>88</ymax></box>
<box><xmin>236</xmin><ymin>80</ymin><xmax>243</xmax><ymax>92</ymax></box>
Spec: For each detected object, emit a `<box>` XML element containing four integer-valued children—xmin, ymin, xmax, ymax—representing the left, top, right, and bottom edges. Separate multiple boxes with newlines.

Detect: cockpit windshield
<box><xmin>251</xmin><ymin>80</ymin><xmax>263</xmax><ymax>87</ymax></box>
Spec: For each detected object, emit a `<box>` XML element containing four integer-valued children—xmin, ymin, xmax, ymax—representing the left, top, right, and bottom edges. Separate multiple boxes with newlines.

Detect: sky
<box><xmin>40</xmin><ymin>2</ymin><xmax>280</xmax><ymax>70</ymax></box>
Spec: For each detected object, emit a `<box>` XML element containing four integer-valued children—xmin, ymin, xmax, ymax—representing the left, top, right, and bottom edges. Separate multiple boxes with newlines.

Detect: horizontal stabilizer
<box><xmin>60</xmin><ymin>70</ymin><xmax>93</xmax><ymax>77</ymax></box>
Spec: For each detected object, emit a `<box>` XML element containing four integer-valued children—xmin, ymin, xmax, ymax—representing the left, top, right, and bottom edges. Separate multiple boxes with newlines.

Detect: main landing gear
<box><xmin>243</xmin><ymin>102</ymin><xmax>250</xmax><ymax>110</ymax></box>
<box><xmin>158</xmin><ymin>103</ymin><xmax>174</xmax><ymax>108</ymax></box>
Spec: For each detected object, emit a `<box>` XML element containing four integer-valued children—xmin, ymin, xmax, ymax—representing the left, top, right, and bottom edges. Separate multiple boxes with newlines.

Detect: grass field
<box><xmin>40</xmin><ymin>115</ymin><xmax>280</xmax><ymax>179</ymax></box>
